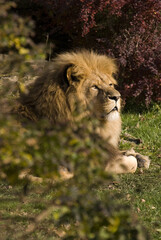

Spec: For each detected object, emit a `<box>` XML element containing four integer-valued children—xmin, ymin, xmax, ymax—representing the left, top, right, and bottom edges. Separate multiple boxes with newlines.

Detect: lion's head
<box><xmin>18</xmin><ymin>50</ymin><xmax>121</xmax><ymax>146</ymax></box>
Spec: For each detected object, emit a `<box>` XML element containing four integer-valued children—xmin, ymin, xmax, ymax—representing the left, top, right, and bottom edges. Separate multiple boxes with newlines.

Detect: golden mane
<box><xmin>53</xmin><ymin>50</ymin><xmax>117</xmax><ymax>77</ymax></box>
<box><xmin>18</xmin><ymin>50</ymin><xmax>118</xmax><ymax>122</ymax></box>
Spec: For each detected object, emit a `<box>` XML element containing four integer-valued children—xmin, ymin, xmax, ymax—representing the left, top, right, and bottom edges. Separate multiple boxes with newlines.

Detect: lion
<box><xmin>16</xmin><ymin>49</ymin><xmax>150</xmax><ymax>174</ymax></box>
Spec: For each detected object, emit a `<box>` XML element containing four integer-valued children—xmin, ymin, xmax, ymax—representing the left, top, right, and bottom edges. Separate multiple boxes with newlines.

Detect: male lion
<box><xmin>17</xmin><ymin>50</ymin><xmax>150</xmax><ymax>174</ymax></box>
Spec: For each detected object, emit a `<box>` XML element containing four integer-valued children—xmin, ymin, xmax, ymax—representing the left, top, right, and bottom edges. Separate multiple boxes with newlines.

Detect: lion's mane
<box><xmin>17</xmin><ymin>50</ymin><xmax>121</xmax><ymax>147</ymax></box>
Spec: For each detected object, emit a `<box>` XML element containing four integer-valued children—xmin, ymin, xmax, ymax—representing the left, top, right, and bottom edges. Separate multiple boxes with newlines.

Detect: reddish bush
<box><xmin>78</xmin><ymin>0</ymin><xmax>161</xmax><ymax>106</ymax></box>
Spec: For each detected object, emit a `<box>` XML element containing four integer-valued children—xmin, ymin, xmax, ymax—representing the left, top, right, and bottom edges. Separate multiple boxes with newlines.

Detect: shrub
<box><xmin>0</xmin><ymin>78</ymin><xmax>149</xmax><ymax>239</ymax></box>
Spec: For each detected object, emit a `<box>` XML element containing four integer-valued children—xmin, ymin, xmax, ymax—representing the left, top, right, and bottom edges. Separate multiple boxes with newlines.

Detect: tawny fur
<box><xmin>16</xmin><ymin>50</ymin><xmax>150</xmax><ymax>174</ymax></box>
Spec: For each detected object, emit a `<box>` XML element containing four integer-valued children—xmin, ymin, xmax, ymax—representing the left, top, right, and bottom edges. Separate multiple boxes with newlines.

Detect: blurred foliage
<box><xmin>0</xmin><ymin>1</ymin><xmax>150</xmax><ymax>239</ymax></box>
<box><xmin>0</xmin><ymin>0</ymin><xmax>45</xmax><ymax>76</ymax></box>
<box><xmin>0</xmin><ymin>79</ymin><xmax>149</xmax><ymax>239</ymax></box>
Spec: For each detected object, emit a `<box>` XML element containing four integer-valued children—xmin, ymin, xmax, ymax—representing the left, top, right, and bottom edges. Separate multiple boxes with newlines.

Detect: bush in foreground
<box><xmin>0</xmin><ymin>79</ymin><xmax>149</xmax><ymax>239</ymax></box>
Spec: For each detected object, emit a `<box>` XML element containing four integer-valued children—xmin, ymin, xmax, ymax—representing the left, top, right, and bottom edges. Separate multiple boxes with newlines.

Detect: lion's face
<box><xmin>65</xmin><ymin>65</ymin><xmax>121</xmax><ymax>122</ymax></box>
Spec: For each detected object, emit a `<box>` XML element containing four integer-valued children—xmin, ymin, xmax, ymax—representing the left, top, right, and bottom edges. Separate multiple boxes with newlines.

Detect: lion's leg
<box><xmin>19</xmin><ymin>166</ymin><xmax>73</xmax><ymax>183</ymax></box>
<box><xmin>105</xmin><ymin>148</ymin><xmax>151</xmax><ymax>174</ymax></box>
<box><xmin>105</xmin><ymin>155</ymin><xmax>138</xmax><ymax>174</ymax></box>
<box><xmin>121</xmin><ymin>149</ymin><xmax>151</xmax><ymax>169</ymax></box>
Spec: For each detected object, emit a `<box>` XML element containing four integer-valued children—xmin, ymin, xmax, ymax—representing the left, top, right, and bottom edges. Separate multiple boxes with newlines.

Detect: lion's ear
<box><xmin>64</xmin><ymin>65</ymin><xmax>79</xmax><ymax>86</ymax></box>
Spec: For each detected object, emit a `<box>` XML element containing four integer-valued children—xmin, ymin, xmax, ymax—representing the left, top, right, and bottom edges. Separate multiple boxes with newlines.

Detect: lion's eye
<box><xmin>109</xmin><ymin>83</ymin><xmax>113</xmax><ymax>87</ymax></box>
<box><xmin>91</xmin><ymin>85</ymin><xmax>99</xmax><ymax>90</ymax></box>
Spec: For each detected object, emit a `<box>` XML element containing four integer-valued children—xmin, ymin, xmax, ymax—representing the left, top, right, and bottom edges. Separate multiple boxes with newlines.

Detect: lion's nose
<box><xmin>108</xmin><ymin>95</ymin><xmax>120</xmax><ymax>101</ymax></box>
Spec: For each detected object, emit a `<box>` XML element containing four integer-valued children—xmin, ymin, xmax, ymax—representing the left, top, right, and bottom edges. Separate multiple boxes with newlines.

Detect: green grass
<box><xmin>0</xmin><ymin>104</ymin><xmax>161</xmax><ymax>239</ymax></box>
<box><xmin>119</xmin><ymin>104</ymin><xmax>161</xmax><ymax>240</ymax></box>
<box><xmin>0</xmin><ymin>183</ymin><xmax>59</xmax><ymax>240</ymax></box>
<box><xmin>121</xmin><ymin>104</ymin><xmax>161</xmax><ymax>151</ymax></box>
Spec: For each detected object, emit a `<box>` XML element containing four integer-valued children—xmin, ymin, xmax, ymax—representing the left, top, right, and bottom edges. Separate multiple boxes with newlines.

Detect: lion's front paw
<box><xmin>135</xmin><ymin>154</ymin><xmax>150</xmax><ymax>169</ymax></box>
<box><xmin>123</xmin><ymin>148</ymin><xmax>151</xmax><ymax>169</ymax></box>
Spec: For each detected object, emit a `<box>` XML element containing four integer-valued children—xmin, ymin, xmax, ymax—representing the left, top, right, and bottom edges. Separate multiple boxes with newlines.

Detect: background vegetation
<box><xmin>14</xmin><ymin>0</ymin><xmax>161</xmax><ymax>106</ymax></box>
<box><xmin>0</xmin><ymin>0</ymin><xmax>160</xmax><ymax>239</ymax></box>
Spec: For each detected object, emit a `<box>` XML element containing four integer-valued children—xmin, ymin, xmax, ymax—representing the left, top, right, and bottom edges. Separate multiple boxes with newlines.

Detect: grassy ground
<box><xmin>119</xmin><ymin>104</ymin><xmax>161</xmax><ymax>240</ymax></box>
<box><xmin>0</xmin><ymin>104</ymin><xmax>161</xmax><ymax>240</ymax></box>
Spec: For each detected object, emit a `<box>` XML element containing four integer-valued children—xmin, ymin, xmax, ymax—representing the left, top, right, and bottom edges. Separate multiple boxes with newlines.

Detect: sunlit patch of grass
<box><xmin>97</xmin><ymin>104</ymin><xmax>161</xmax><ymax>239</ymax></box>
<box><xmin>115</xmin><ymin>104</ymin><xmax>161</xmax><ymax>240</ymax></box>
<box><xmin>121</xmin><ymin>104</ymin><xmax>161</xmax><ymax>151</ymax></box>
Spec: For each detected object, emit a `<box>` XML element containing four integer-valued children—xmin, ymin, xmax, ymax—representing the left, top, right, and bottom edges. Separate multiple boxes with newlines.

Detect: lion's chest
<box><xmin>97</xmin><ymin>118</ymin><xmax>121</xmax><ymax>147</ymax></box>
